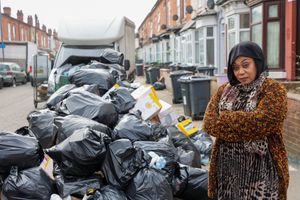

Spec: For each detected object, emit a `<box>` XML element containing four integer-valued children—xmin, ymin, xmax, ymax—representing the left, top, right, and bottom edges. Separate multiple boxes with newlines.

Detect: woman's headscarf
<box><xmin>227</xmin><ymin>41</ymin><xmax>268</xmax><ymax>86</ymax></box>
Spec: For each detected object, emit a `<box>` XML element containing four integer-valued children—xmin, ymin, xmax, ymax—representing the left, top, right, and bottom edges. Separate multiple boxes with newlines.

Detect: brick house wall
<box><xmin>284</xmin><ymin>94</ymin><xmax>300</xmax><ymax>161</ymax></box>
<box><xmin>1</xmin><ymin>7</ymin><xmax>59</xmax><ymax>51</ymax></box>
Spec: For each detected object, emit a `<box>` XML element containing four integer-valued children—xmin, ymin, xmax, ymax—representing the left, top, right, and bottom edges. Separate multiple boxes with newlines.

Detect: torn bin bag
<box><xmin>167</xmin><ymin>126</ymin><xmax>201</xmax><ymax>168</ymax></box>
<box><xmin>45</xmin><ymin>128</ymin><xmax>110</xmax><ymax>177</ymax></box>
<box><xmin>56</xmin><ymin>90</ymin><xmax>118</xmax><ymax>128</ymax></box>
<box><xmin>54</xmin><ymin>115</ymin><xmax>111</xmax><ymax>144</ymax></box>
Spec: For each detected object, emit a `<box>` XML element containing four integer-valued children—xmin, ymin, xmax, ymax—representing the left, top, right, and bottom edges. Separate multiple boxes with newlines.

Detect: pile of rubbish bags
<box><xmin>0</xmin><ymin>49</ymin><xmax>213</xmax><ymax>200</ymax></box>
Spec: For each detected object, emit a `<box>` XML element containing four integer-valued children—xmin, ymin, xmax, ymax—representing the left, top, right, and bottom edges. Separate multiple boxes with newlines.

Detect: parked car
<box><xmin>0</xmin><ymin>74</ymin><xmax>3</xmax><ymax>89</ymax></box>
<box><xmin>0</xmin><ymin>62</ymin><xmax>27</xmax><ymax>86</ymax></box>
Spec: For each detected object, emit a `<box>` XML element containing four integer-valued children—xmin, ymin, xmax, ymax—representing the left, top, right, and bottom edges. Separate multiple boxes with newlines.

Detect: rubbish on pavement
<box><xmin>45</xmin><ymin>128</ymin><xmax>110</xmax><ymax>177</ymax></box>
<box><xmin>157</xmin><ymin>100</ymin><xmax>178</xmax><ymax>127</ymax></box>
<box><xmin>0</xmin><ymin>132</ymin><xmax>44</xmax><ymax>177</ymax></box>
<box><xmin>131</xmin><ymin>85</ymin><xmax>162</xmax><ymax>120</ymax></box>
<box><xmin>27</xmin><ymin>109</ymin><xmax>57</xmax><ymax>148</ymax></box>
<box><xmin>84</xmin><ymin>185</ymin><xmax>127</xmax><ymax>200</ymax></box>
<box><xmin>2</xmin><ymin>166</ymin><xmax>55</xmax><ymax>200</ymax></box>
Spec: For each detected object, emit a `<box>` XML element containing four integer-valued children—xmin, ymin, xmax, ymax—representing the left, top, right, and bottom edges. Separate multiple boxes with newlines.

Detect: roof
<box><xmin>180</xmin><ymin>20</ymin><xmax>196</xmax><ymax>33</ymax></box>
<box><xmin>58</xmin><ymin>16</ymin><xmax>135</xmax><ymax>46</ymax></box>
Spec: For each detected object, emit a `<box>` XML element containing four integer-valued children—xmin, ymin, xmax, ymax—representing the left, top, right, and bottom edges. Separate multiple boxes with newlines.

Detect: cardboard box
<box><xmin>157</xmin><ymin>100</ymin><xmax>178</xmax><ymax>127</ymax></box>
<box><xmin>131</xmin><ymin>85</ymin><xmax>162</xmax><ymax>120</ymax></box>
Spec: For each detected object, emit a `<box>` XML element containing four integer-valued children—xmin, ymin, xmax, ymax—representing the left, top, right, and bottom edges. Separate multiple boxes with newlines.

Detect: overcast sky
<box><xmin>1</xmin><ymin>0</ymin><xmax>157</xmax><ymax>32</ymax></box>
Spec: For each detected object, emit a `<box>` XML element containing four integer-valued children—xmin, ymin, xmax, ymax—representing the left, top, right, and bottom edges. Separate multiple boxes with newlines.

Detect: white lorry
<box><xmin>0</xmin><ymin>41</ymin><xmax>38</xmax><ymax>81</ymax></box>
<box><xmin>47</xmin><ymin>16</ymin><xmax>136</xmax><ymax>94</ymax></box>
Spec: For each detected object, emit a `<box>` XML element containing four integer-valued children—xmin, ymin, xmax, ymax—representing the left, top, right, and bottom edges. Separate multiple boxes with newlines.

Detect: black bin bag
<box><xmin>172</xmin><ymin>164</ymin><xmax>209</xmax><ymax>200</ymax></box>
<box><xmin>56</xmin><ymin>90</ymin><xmax>118</xmax><ymax>128</ymax></box>
<box><xmin>55</xmin><ymin>172</ymin><xmax>104</xmax><ymax>198</ymax></box>
<box><xmin>54</xmin><ymin>115</ymin><xmax>111</xmax><ymax>144</ymax></box>
<box><xmin>99</xmin><ymin>48</ymin><xmax>124</xmax><ymax>65</ymax></box>
<box><xmin>86</xmin><ymin>185</ymin><xmax>127</xmax><ymax>200</ymax></box>
<box><xmin>27</xmin><ymin>109</ymin><xmax>57</xmax><ymax>149</ymax></box>
<box><xmin>0</xmin><ymin>132</ymin><xmax>44</xmax><ymax>177</ymax></box>
<box><xmin>102</xmin><ymin>86</ymin><xmax>136</xmax><ymax>114</ymax></box>
<box><xmin>102</xmin><ymin>139</ymin><xmax>150</xmax><ymax>189</ymax></box>
<box><xmin>69</xmin><ymin>68</ymin><xmax>116</xmax><ymax>95</ymax></box>
<box><xmin>45</xmin><ymin>128</ymin><xmax>111</xmax><ymax>177</ymax></box>
<box><xmin>189</xmin><ymin>129</ymin><xmax>213</xmax><ymax>166</ymax></box>
<box><xmin>126</xmin><ymin>168</ymin><xmax>174</xmax><ymax>200</ymax></box>
<box><xmin>47</xmin><ymin>84</ymin><xmax>77</xmax><ymax>109</ymax></box>
<box><xmin>167</xmin><ymin>126</ymin><xmax>201</xmax><ymax>168</ymax></box>
<box><xmin>2</xmin><ymin>166</ymin><xmax>55</xmax><ymax>200</ymax></box>
<box><xmin>133</xmin><ymin>141</ymin><xmax>178</xmax><ymax>182</ymax></box>
<box><xmin>112</xmin><ymin>112</ymin><xmax>158</xmax><ymax>142</ymax></box>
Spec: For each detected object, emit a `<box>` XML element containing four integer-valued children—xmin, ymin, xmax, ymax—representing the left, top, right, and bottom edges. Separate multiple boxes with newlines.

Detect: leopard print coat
<box><xmin>203</xmin><ymin>78</ymin><xmax>289</xmax><ymax>200</ymax></box>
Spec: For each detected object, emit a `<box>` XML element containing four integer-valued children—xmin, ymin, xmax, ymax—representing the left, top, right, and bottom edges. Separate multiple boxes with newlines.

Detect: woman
<box><xmin>203</xmin><ymin>41</ymin><xmax>289</xmax><ymax>200</ymax></box>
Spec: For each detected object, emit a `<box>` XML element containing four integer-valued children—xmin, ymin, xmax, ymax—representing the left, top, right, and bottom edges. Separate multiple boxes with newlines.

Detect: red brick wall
<box><xmin>283</xmin><ymin>96</ymin><xmax>300</xmax><ymax>160</ymax></box>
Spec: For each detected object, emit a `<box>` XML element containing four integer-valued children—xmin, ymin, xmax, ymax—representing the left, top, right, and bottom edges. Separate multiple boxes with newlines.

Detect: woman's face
<box><xmin>232</xmin><ymin>56</ymin><xmax>257</xmax><ymax>85</ymax></box>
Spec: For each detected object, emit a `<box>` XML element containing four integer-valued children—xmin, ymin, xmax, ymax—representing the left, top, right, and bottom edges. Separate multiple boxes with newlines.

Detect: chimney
<box><xmin>27</xmin><ymin>15</ymin><xmax>33</xmax><ymax>26</ymax></box>
<box><xmin>47</xmin><ymin>28</ymin><xmax>52</xmax><ymax>36</ymax></box>
<box><xmin>34</xmin><ymin>14</ymin><xmax>40</xmax><ymax>29</ymax></box>
<box><xmin>17</xmin><ymin>10</ymin><xmax>24</xmax><ymax>21</ymax></box>
<box><xmin>53</xmin><ymin>29</ymin><xmax>57</xmax><ymax>38</ymax></box>
<box><xmin>3</xmin><ymin>7</ymin><xmax>11</xmax><ymax>16</ymax></box>
<box><xmin>42</xmin><ymin>24</ymin><xmax>46</xmax><ymax>32</ymax></box>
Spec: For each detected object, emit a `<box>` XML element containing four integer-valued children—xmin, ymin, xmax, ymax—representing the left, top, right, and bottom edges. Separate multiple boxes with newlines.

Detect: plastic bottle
<box><xmin>148</xmin><ymin>151</ymin><xmax>166</xmax><ymax>170</ymax></box>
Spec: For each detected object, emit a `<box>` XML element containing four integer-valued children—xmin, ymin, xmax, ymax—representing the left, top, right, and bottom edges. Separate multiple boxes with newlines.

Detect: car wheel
<box><xmin>0</xmin><ymin>79</ymin><xmax>3</xmax><ymax>89</ymax></box>
<box><xmin>12</xmin><ymin>78</ymin><xmax>16</xmax><ymax>87</ymax></box>
<box><xmin>22</xmin><ymin>77</ymin><xmax>27</xmax><ymax>84</ymax></box>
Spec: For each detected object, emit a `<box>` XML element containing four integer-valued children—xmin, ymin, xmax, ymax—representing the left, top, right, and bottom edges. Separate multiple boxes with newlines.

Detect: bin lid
<box><xmin>170</xmin><ymin>70</ymin><xmax>193</xmax><ymax>76</ymax></box>
<box><xmin>197</xmin><ymin>66</ymin><xmax>216</xmax><ymax>71</ymax></box>
<box><xmin>178</xmin><ymin>75</ymin><xmax>211</xmax><ymax>83</ymax></box>
<box><xmin>147</xmin><ymin>67</ymin><xmax>160</xmax><ymax>71</ymax></box>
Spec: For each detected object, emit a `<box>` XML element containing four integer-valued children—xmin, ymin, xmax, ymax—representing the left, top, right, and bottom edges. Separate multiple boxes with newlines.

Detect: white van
<box><xmin>47</xmin><ymin>16</ymin><xmax>136</xmax><ymax>94</ymax></box>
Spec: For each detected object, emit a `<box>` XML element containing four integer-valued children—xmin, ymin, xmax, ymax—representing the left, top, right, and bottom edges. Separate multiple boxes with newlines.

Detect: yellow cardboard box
<box><xmin>131</xmin><ymin>85</ymin><xmax>162</xmax><ymax>120</ymax></box>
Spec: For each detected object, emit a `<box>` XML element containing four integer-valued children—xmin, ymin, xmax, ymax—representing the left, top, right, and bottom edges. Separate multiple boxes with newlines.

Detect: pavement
<box><xmin>134</xmin><ymin>74</ymin><xmax>300</xmax><ymax>200</ymax></box>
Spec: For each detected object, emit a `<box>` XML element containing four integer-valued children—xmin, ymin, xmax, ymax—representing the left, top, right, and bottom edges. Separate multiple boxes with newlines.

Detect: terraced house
<box><xmin>136</xmin><ymin>0</ymin><xmax>300</xmax><ymax>81</ymax></box>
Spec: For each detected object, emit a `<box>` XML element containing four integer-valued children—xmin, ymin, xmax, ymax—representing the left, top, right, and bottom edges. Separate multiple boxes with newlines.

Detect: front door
<box><xmin>296</xmin><ymin>0</ymin><xmax>300</xmax><ymax>79</ymax></box>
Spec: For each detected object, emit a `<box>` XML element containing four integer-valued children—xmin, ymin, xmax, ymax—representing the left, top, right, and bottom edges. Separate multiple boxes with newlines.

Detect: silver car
<box><xmin>0</xmin><ymin>62</ymin><xmax>27</xmax><ymax>86</ymax></box>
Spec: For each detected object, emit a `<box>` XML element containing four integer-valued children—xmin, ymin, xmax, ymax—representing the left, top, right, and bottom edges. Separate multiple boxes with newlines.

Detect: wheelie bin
<box><xmin>178</xmin><ymin>75</ymin><xmax>211</xmax><ymax>120</ymax></box>
<box><xmin>135</xmin><ymin>64</ymin><xmax>144</xmax><ymax>76</ymax></box>
<box><xmin>147</xmin><ymin>67</ymin><xmax>160</xmax><ymax>85</ymax></box>
<box><xmin>170</xmin><ymin>70</ymin><xmax>193</xmax><ymax>104</ymax></box>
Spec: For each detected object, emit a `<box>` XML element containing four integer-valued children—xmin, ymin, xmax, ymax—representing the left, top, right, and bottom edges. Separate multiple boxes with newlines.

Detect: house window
<box><xmin>251</xmin><ymin>5</ymin><xmax>263</xmax><ymax>47</ymax></box>
<box><xmin>266</xmin><ymin>4</ymin><xmax>280</xmax><ymax>68</ymax></box>
<box><xmin>21</xmin><ymin>28</ymin><xmax>24</xmax><ymax>41</ymax></box>
<box><xmin>157</xmin><ymin>12</ymin><xmax>161</xmax><ymax>32</ymax></box>
<box><xmin>12</xmin><ymin>25</ymin><xmax>16</xmax><ymax>40</ymax></box>
<box><xmin>228</xmin><ymin>13</ymin><xmax>250</xmax><ymax>52</ymax></box>
<box><xmin>167</xmin><ymin>0</ymin><xmax>171</xmax><ymax>26</ymax></box>
<box><xmin>177</xmin><ymin>0</ymin><xmax>181</xmax><ymax>20</ymax></box>
<box><xmin>182</xmin><ymin>32</ymin><xmax>193</xmax><ymax>64</ymax></box>
<box><xmin>195</xmin><ymin>26</ymin><xmax>215</xmax><ymax>66</ymax></box>
<box><xmin>250</xmin><ymin>2</ymin><xmax>283</xmax><ymax>69</ymax></box>
<box><xmin>8</xmin><ymin>23</ymin><xmax>11</xmax><ymax>41</ymax></box>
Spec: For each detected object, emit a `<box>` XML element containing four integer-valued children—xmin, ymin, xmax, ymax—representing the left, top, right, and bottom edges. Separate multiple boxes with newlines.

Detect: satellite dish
<box><xmin>172</xmin><ymin>14</ymin><xmax>178</xmax><ymax>21</ymax></box>
<box><xmin>186</xmin><ymin>5</ymin><xmax>193</xmax><ymax>14</ymax></box>
<box><xmin>161</xmin><ymin>24</ymin><xmax>167</xmax><ymax>30</ymax></box>
<box><xmin>207</xmin><ymin>0</ymin><xmax>215</xmax><ymax>9</ymax></box>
